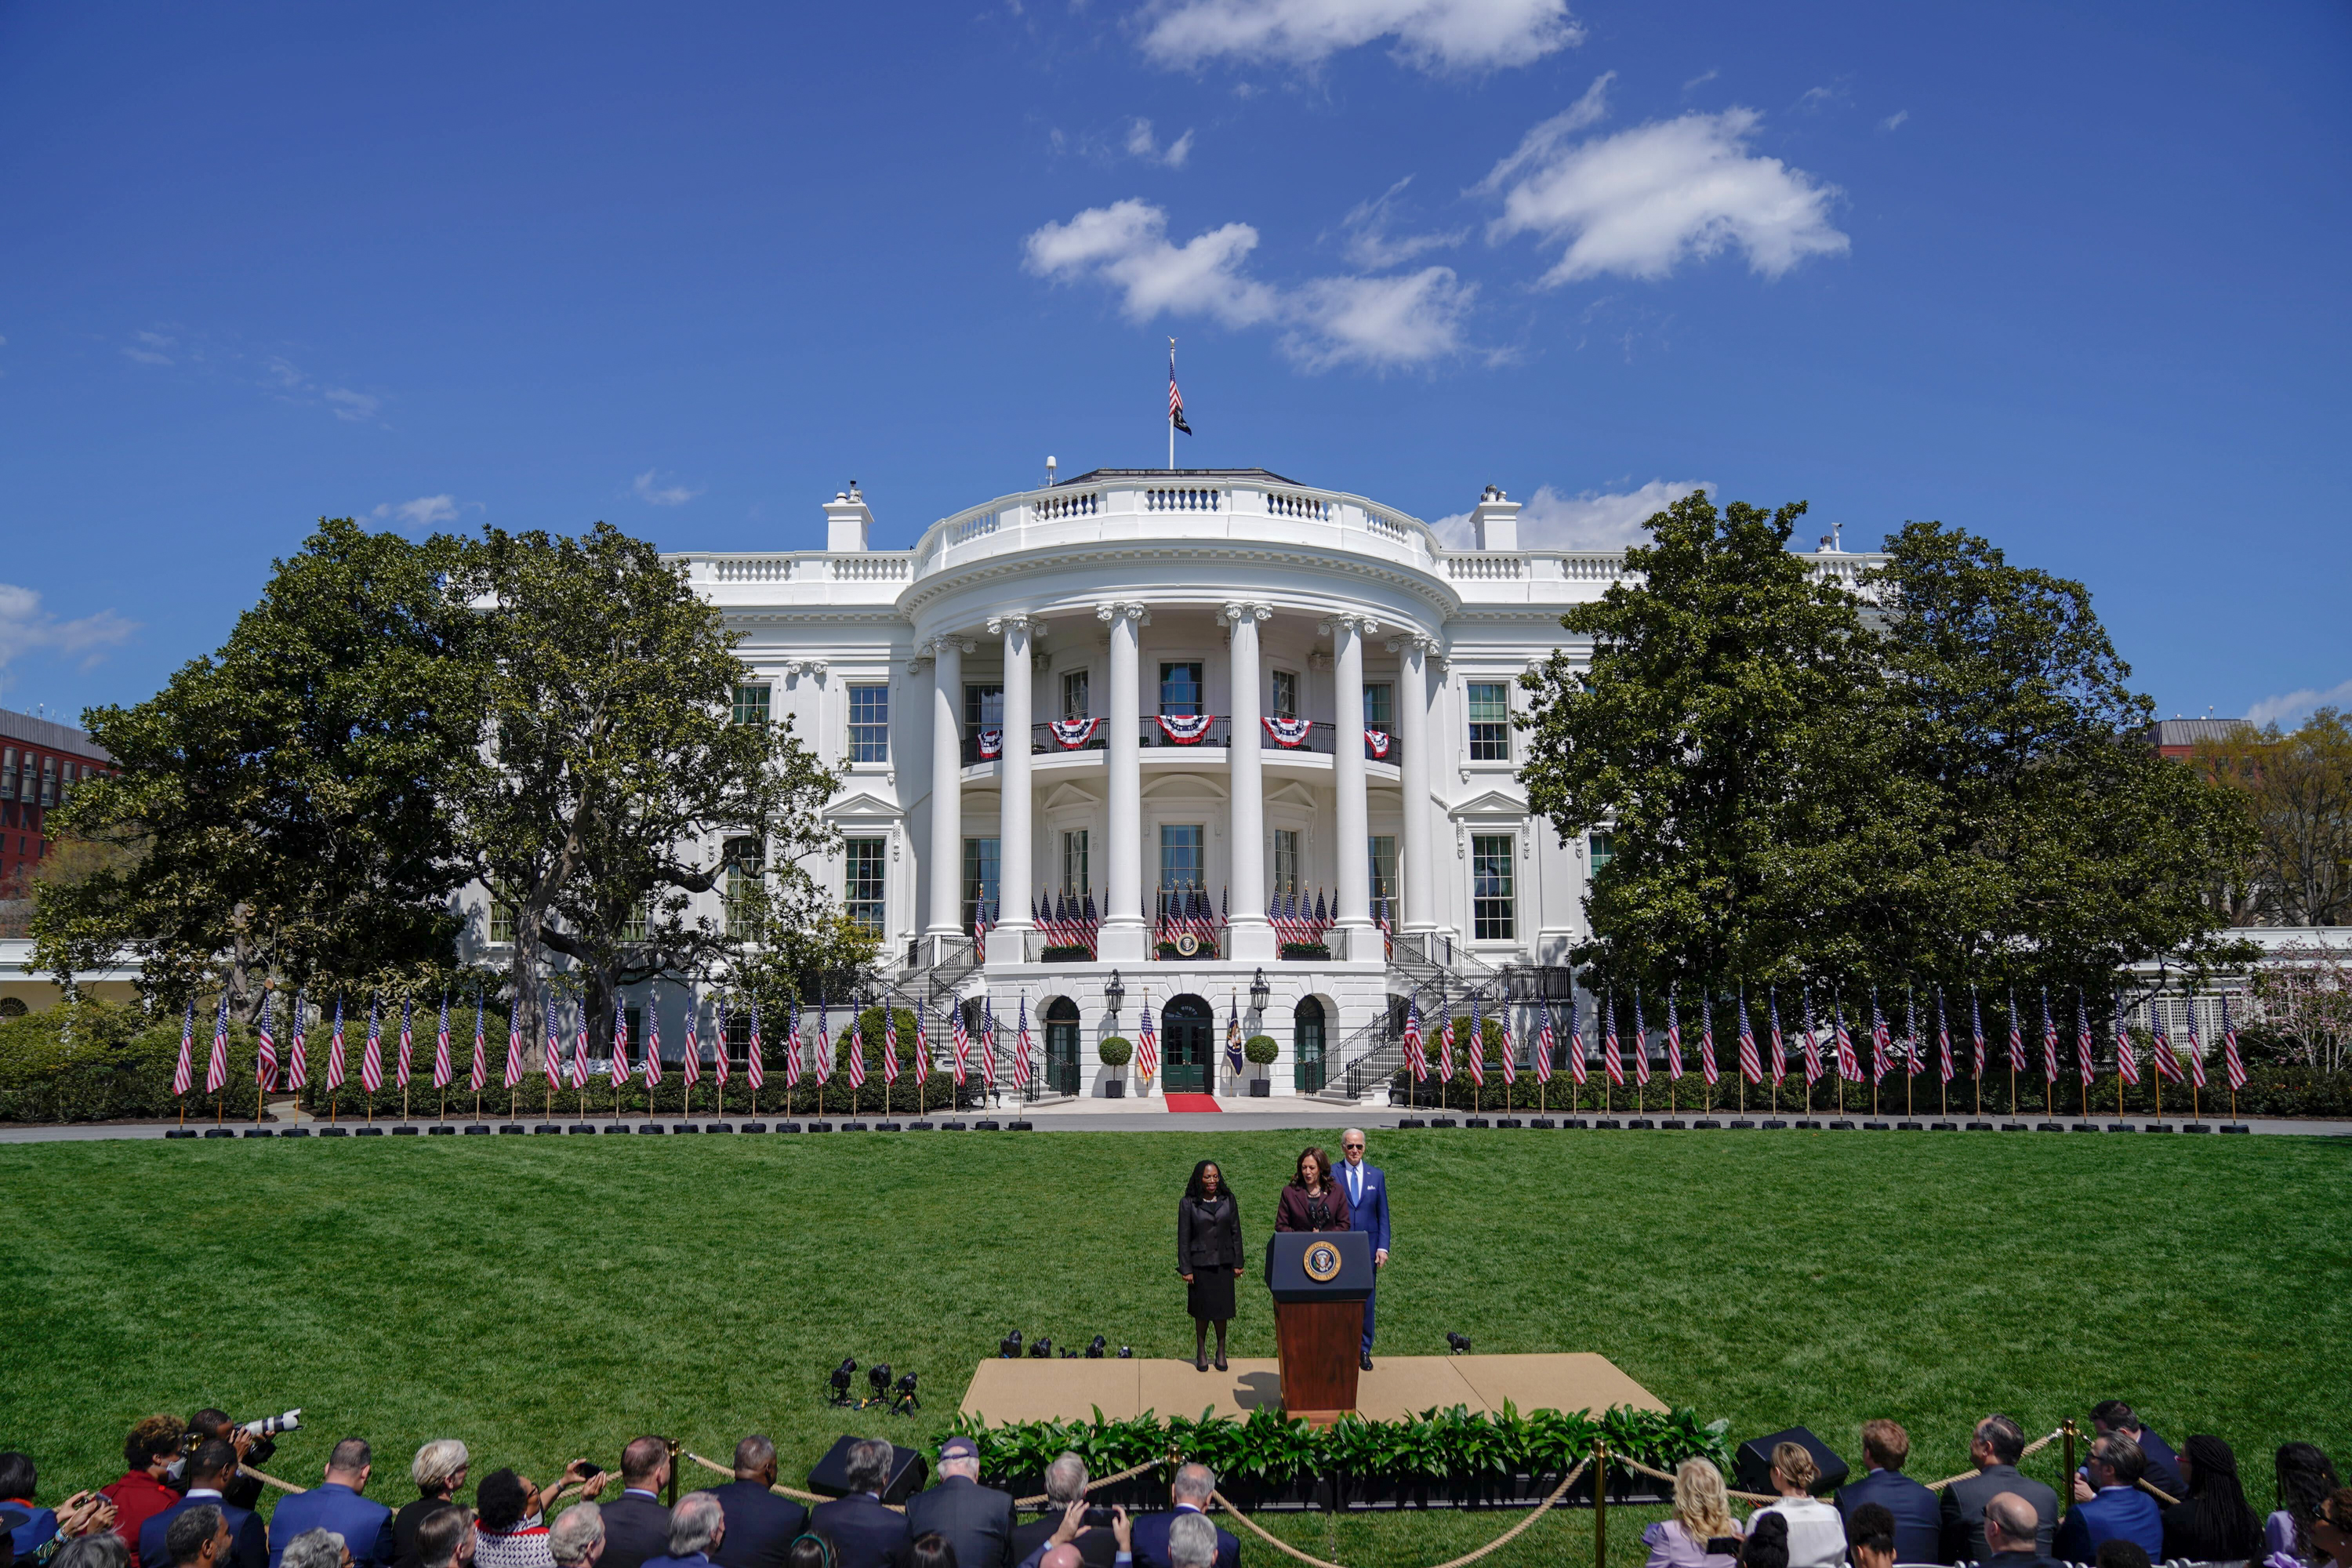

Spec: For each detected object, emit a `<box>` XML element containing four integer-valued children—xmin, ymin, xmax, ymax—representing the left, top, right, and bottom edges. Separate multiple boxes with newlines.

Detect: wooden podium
<box><xmin>1264</xmin><ymin>1231</ymin><xmax>1375</xmax><ymax>1425</ymax></box>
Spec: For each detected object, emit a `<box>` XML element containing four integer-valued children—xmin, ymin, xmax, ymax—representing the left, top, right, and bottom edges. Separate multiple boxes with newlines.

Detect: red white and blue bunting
<box><xmin>1262</xmin><ymin>716</ymin><xmax>1313</xmax><ymax>747</ymax></box>
<box><xmin>976</xmin><ymin>728</ymin><xmax>1004</xmax><ymax>758</ymax></box>
<box><xmin>1364</xmin><ymin>728</ymin><xmax>1392</xmax><ymax>759</ymax></box>
<box><xmin>1156</xmin><ymin>713</ymin><xmax>1216</xmax><ymax>744</ymax></box>
<box><xmin>1048</xmin><ymin>717</ymin><xmax>1102</xmax><ymax>748</ymax></box>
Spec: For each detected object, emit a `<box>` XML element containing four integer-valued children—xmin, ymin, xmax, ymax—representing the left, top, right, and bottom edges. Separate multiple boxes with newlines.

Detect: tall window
<box><xmin>1471</xmin><ymin>833</ymin><xmax>1516</xmax><ymax>940</ymax></box>
<box><xmin>723</xmin><ymin>836</ymin><xmax>764</xmax><ymax>938</ymax></box>
<box><xmin>1159</xmin><ymin>824</ymin><xmax>1204</xmax><ymax>890</ymax></box>
<box><xmin>1060</xmin><ymin>830</ymin><xmax>1090</xmax><ymax>896</ymax></box>
<box><xmin>1273</xmin><ymin>829</ymin><xmax>1301</xmax><ymax>897</ymax></box>
<box><xmin>1363</xmin><ymin>683</ymin><xmax>1394</xmax><ymax>730</ymax></box>
<box><xmin>1159</xmin><ymin>662</ymin><xmax>1203</xmax><ymax>717</ymax></box>
<box><xmin>1367</xmin><ymin>836</ymin><xmax>1399</xmax><ymax>922</ymax></box>
<box><xmin>40</xmin><ymin>756</ymin><xmax>58</xmax><ymax>806</ymax></box>
<box><xmin>963</xmin><ymin>837</ymin><xmax>1000</xmax><ymax>930</ymax></box>
<box><xmin>1270</xmin><ymin>670</ymin><xmax>1298</xmax><ymax>720</ymax></box>
<box><xmin>1293</xmin><ymin>997</ymin><xmax>1326</xmax><ymax>1092</ymax></box>
<box><xmin>2</xmin><ymin>747</ymin><xmax>15</xmax><ymax>801</ymax></box>
<box><xmin>1467</xmin><ymin>682</ymin><xmax>1510</xmax><ymax>761</ymax></box>
<box><xmin>964</xmin><ymin>683</ymin><xmax>1004</xmax><ymax>730</ymax></box>
<box><xmin>622</xmin><ymin>895</ymin><xmax>652</xmax><ymax>943</ymax></box>
<box><xmin>847</xmin><ymin>685</ymin><xmax>889</xmax><ymax>763</ymax></box>
<box><xmin>1589</xmin><ymin>831</ymin><xmax>1615</xmax><ymax>874</ymax></box>
<box><xmin>724</xmin><ymin>1011</ymin><xmax>752</xmax><ymax>1068</ymax></box>
<box><xmin>731</xmin><ymin>684</ymin><xmax>770</xmax><ymax>726</ymax></box>
<box><xmin>488</xmin><ymin>886</ymin><xmax>517</xmax><ymax>946</ymax></box>
<box><xmin>1061</xmin><ymin>670</ymin><xmax>1090</xmax><ymax>719</ymax></box>
<box><xmin>844</xmin><ymin>837</ymin><xmax>887</xmax><ymax>931</ymax></box>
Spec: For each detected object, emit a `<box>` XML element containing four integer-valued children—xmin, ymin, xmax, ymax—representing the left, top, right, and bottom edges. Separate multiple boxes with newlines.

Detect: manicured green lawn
<box><xmin>3</xmin><ymin>1129</ymin><xmax>2345</xmax><ymax>1568</ymax></box>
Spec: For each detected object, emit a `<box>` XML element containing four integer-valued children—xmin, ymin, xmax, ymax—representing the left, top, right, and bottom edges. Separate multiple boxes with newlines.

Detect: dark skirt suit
<box><xmin>1178</xmin><ymin>1192</ymin><xmax>1245</xmax><ymax>1323</ymax></box>
<box><xmin>1273</xmin><ymin>1184</ymin><xmax>1352</xmax><ymax>1234</ymax></box>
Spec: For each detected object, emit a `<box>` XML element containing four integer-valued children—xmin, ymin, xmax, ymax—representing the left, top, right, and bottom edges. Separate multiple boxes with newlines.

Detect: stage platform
<box><xmin>960</xmin><ymin>1353</ymin><xmax>1664</xmax><ymax>1425</ymax></box>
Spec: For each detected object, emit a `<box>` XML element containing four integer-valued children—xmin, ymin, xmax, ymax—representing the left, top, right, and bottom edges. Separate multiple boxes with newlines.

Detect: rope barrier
<box><xmin>1206</xmin><ymin>1455</ymin><xmax>1591</xmax><ymax>1568</ymax></box>
<box><xmin>1616</xmin><ymin>1458</ymin><xmax>1777</xmax><ymax>1505</ymax></box>
<box><xmin>240</xmin><ymin>1466</ymin><xmax>305</xmax><ymax>1495</ymax></box>
<box><xmin>1011</xmin><ymin>1454</ymin><xmax>1174</xmax><ymax>1509</ymax></box>
<box><xmin>687</xmin><ymin>1448</ymin><xmax>1175</xmax><ymax>1516</ymax></box>
<box><xmin>1918</xmin><ymin>1428</ymin><xmax>2065</xmax><ymax>1494</ymax></box>
<box><xmin>686</xmin><ymin>1452</ymin><xmax>864</xmax><ymax>1511</ymax></box>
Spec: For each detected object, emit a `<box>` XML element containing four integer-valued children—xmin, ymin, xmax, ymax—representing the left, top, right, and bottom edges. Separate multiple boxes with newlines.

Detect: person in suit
<box><xmin>1940</xmin><ymin>1417</ymin><xmax>2059</xmax><ymax>1563</ymax></box>
<box><xmin>1337</xmin><ymin>1130</ymin><xmax>1389</xmax><ymax>1372</ymax></box>
<box><xmin>1272</xmin><ymin>1149</ymin><xmax>1350</xmax><ymax>1237</ymax></box>
<box><xmin>597</xmin><ymin>1440</ymin><xmax>675</xmax><ymax>1568</ymax></box>
<box><xmin>638</xmin><ymin>1494</ymin><xmax>723</xmax><ymax>1568</ymax></box>
<box><xmin>903</xmin><ymin>1438</ymin><xmax>1011</xmax><ymax>1568</ymax></box>
<box><xmin>1127</xmin><ymin>1467</ymin><xmax>1235</xmax><ymax>1568</ymax></box>
<box><xmin>268</xmin><ymin>1442</ymin><xmax>395</xmax><ymax>1568</ymax></box>
<box><xmin>183</xmin><ymin>1416</ymin><xmax>278</xmax><ymax>1517</ymax></box>
<box><xmin>808</xmin><ymin>1443</ymin><xmax>908</xmax><ymax>1568</ymax></box>
<box><xmin>1978</xmin><ymin>1495</ymin><xmax>2062</xmax><ymax>1568</ymax></box>
<box><xmin>395</xmin><ymin>1443</ymin><xmax>473</xmax><ymax>1568</ymax></box>
<box><xmin>1009</xmin><ymin>1460</ymin><xmax>1116</xmax><ymax>1568</ymax></box>
<box><xmin>548</xmin><ymin>1506</ymin><xmax>604</xmax><ymax>1568</ymax></box>
<box><xmin>1177</xmin><ymin>1162</ymin><xmax>1244</xmax><ymax>1375</ymax></box>
<box><xmin>2087</xmin><ymin>1406</ymin><xmax>2185</xmax><ymax>1504</ymax></box>
<box><xmin>413</xmin><ymin>1504</ymin><xmax>474</xmax><ymax>1568</ymax></box>
<box><xmin>702</xmin><ymin>1437</ymin><xmax>806</xmax><ymax>1568</ymax></box>
<box><xmin>142</xmin><ymin>1443</ymin><xmax>267</xmax><ymax>1568</ymax></box>
<box><xmin>1834</xmin><ymin>1423</ymin><xmax>1939</xmax><ymax>1566</ymax></box>
<box><xmin>165</xmin><ymin>1508</ymin><xmax>236</xmax><ymax>1568</ymax></box>
<box><xmin>1013</xmin><ymin>1507</ymin><xmax>1134</xmax><ymax>1568</ymax></box>
<box><xmin>1160</xmin><ymin>1516</ymin><xmax>1216</xmax><ymax>1568</ymax></box>
<box><xmin>2055</xmin><ymin>1436</ymin><xmax>2161</xmax><ymax>1564</ymax></box>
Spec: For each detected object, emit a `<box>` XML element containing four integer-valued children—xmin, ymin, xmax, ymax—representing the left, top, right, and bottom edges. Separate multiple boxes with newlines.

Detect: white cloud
<box><xmin>323</xmin><ymin>387</ymin><xmax>382</xmax><ymax>423</ymax></box>
<box><xmin>633</xmin><ymin>469</ymin><xmax>704</xmax><ymax>507</ymax></box>
<box><xmin>1430</xmin><ymin>480</ymin><xmax>1712</xmax><ymax>550</ymax></box>
<box><xmin>1880</xmin><ymin>109</ymin><xmax>1909</xmax><ymax>132</ymax></box>
<box><xmin>1479</xmin><ymin>86</ymin><xmax>1849</xmax><ymax>283</ymax></box>
<box><xmin>1338</xmin><ymin>177</ymin><xmax>1468</xmax><ymax>269</ymax></box>
<box><xmin>1125</xmin><ymin>118</ymin><xmax>1196</xmax><ymax>169</ymax></box>
<box><xmin>2246</xmin><ymin>677</ymin><xmax>2352</xmax><ymax>730</ymax></box>
<box><xmin>371</xmin><ymin>495</ymin><xmax>460</xmax><ymax>529</ymax></box>
<box><xmin>0</xmin><ymin>583</ymin><xmax>138</xmax><ymax>683</ymax></box>
<box><xmin>122</xmin><ymin>330</ymin><xmax>176</xmax><ymax>367</ymax></box>
<box><xmin>1141</xmin><ymin>0</ymin><xmax>1581</xmax><ymax>74</ymax></box>
<box><xmin>1025</xmin><ymin>198</ymin><xmax>1471</xmax><ymax>369</ymax></box>
<box><xmin>1025</xmin><ymin>200</ymin><xmax>1279</xmax><ymax>326</ymax></box>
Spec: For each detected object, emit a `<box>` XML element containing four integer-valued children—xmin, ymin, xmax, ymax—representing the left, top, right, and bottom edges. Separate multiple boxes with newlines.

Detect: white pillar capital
<box><xmin>1095</xmin><ymin>601</ymin><xmax>1151</xmax><ymax>627</ymax></box>
<box><xmin>1318</xmin><ymin>612</ymin><xmax>1382</xmax><ymax>637</ymax></box>
<box><xmin>985</xmin><ymin>613</ymin><xmax>1041</xmax><ymax>637</ymax></box>
<box><xmin>1218</xmin><ymin>601</ymin><xmax>1272</xmax><ymax>626</ymax></box>
<box><xmin>927</xmin><ymin>633</ymin><xmax>977</xmax><ymax>658</ymax></box>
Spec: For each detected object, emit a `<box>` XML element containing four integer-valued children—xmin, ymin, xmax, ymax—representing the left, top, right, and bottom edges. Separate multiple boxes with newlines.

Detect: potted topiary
<box><xmin>1243</xmin><ymin>1034</ymin><xmax>1279</xmax><ymax>1096</ymax></box>
<box><xmin>1098</xmin><ymin>1036</ymin><xmax>1133</xmax><ymax>1098</ymax></box>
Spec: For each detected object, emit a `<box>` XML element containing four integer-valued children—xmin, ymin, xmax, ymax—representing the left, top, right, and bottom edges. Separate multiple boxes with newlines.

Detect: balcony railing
<box><xmin>960</xmin><ymin>717</ymin><xmax>1399</xmax><ymax>765</ymax></box>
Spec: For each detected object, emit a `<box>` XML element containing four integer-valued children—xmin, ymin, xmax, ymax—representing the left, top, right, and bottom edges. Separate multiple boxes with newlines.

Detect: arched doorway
<box><xmin>1161</xmin><ymin>994</ymin><xmax>1215</xmax><ymax>1094</ymax></box>
<box><xmin>1293</xmin><ymin>997</ymin><xmax>1326</xmax><ymax>1093</ymax></box>
<box><xmin>1044</xmin><ymin>996</ymin><xmax>1081</xmax><ymax>1096</ymax></box>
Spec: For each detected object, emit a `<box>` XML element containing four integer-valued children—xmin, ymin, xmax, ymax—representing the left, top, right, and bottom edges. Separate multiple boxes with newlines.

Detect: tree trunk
<box><xmin>510</xmin><ymin>907</ymin><xmax>546</xmax><ymax>1070</ymax></box>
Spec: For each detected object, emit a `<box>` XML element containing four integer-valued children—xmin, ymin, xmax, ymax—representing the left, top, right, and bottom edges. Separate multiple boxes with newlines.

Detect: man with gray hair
<box><xmin>809</xmin><ymin>1442</ymin><xmax>907</xmax><ymax>1568</ymax></box>
<box><xmin>639</xmin><ymin>1495</ymin><xmax>723</xmax><ymax>1568</ymax></box>
<box><xmin>282</xmin><ymin>1532</ymin><xmax>350</xmax><ymax>1568</ymax></box>
<box><xmin>1162</xmin><ymin>1519</ymin><xmax>1215</xmax><ymax>1568</ymax></box>
<box><xmin>1010</xmin><ymin>1458</ymin><xmax>1114</xmax><ymax>1568</ymax></box>
<box><xmin>1940</xmin><ymin>1417</ymin><xmax>2057</xmax><ymax>1563</ymax></box>
<box><xmin>906</xmin><ymin>1436</ymin><xmax>1012</xmax><ymax>1568</ymax></box>
<box><xmin>547</xmin><ymin>1507</ymin><xmax>604</xmax><ymax>1568</ymax></box>
<box><xmin>1128</xmin><ymin>1468</ymin><xmax>1234</xmax><ymax>1568</ymax></box>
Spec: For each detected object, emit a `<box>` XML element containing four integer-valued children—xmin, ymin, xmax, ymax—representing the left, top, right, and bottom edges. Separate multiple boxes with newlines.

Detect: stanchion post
<box><xmin>2060</xmin><ymin>1420</ymin><xmax>2077</xmax><ymax>1518</ymax></box>
<box><xmin>666</xmin><ymin>1439</ymin><xmax>681</xmax><ymax>1507</ymax></box>
<box><xmin>1592</xmin><ymin>1438</ymin><xmax>1608</xmax><ymax>1568</ymax></box>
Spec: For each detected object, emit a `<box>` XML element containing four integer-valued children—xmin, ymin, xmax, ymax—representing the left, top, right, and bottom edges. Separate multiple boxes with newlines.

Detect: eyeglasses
<box><xmin>1342</xmin><ymin>1142</ymin><xmax>1364</xmax><ymax>1149</ymax></box>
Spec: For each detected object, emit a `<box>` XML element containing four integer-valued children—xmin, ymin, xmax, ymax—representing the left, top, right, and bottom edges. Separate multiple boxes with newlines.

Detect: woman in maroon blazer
<box><xmin>1274</xmin><ymin>1145</ymin><xmax>1352</xmax><ymax>1235</ymax></box>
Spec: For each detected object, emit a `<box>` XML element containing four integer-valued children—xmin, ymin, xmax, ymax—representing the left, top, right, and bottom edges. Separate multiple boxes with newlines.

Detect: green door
<box><xmin>1161</xmin><ymin>995</ymin><xmax>1215</xmax><ymax>1094</ymax></box>
<box><xmin>1044</xmin><ymin>998</ymin><xmax>1080</xmax><ymax>1095</ymax></box>
<box><xmin>1294</xmin><ymin>997</ymin><xmax>1326</xmax><ymax>1092</ymax></box>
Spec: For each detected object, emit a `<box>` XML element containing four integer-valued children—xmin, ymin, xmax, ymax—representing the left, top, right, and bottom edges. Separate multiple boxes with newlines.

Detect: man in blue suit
<box><xmin>1338</xmin><ymin>1128</ymin><xmax>1390</xmax><ymax>1371</ymax></box>
<box><xmin>2053</xmin><ymin>1436</ymin><xmax>2162</xmax><ymax>1565</ymax></box>
<box><xmin>1835</xmin><ymin>1423</ymin><xmax>1940</xmax><ymax>1566</ymax></box>
<box><xmin>140</xmin><ymin>1443</ymin><xmax>267</xmax><ymax>1568</ymax></box>
<box><xmin>267</xmin><ymin>1441</ymin><xmax>394</xmax><ymax>1568</ymax></box>
<box><xmin>1128</xmin><ymin>1465</ymin><xmax>1236</xmax><ymax>1568</ymax></box>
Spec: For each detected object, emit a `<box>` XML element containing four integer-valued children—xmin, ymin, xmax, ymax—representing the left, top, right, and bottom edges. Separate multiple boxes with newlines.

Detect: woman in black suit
<box><xmin>1178</xmin><ymin>1159</ymin><xmax>1244</xmax><ymax>1373</ymax></box>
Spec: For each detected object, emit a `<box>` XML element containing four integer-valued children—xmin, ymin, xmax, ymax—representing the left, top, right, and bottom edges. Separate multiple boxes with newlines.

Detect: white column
<box><xmin>925</xmin><ymin>635</ymin><xmax>967</xmax><ymax>938</ymax></box>
<box><xmin>1098</xmin><ymin>602</ymin><xmax>1148</xmax><ymax>960</ymax></box>
<box><xmin>1392</xmin><ymin>633</ymin><xmax>1437</xmax><ymax>934</ymax></box>
<box><xmin>1329</xmin><ymin>612</ymin><xmax>1376</xmax><ymax>953</ymax></box>
<box><xmin>1223</xmin><ymin>601</ymin><xmax>1274</xmax><ymax>961</ymax></box>
<box><xmin>990</xmin><ymin>614</ymin><xmax>1036</xmax><ymax>967</ymax></box>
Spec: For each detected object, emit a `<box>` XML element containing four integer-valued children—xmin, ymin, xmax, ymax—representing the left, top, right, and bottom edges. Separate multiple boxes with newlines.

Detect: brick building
<box><xmin>1</xmin><ymin>708</ymin><xmax>114</xmax><ymax>895</ymax></box>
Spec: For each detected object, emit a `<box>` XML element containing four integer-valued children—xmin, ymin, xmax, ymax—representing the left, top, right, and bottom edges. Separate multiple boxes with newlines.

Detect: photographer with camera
<box><xmin>104</xmin><ymin>1419</ymin><xmax>187</xmax><ymax>1567</ymax></box>
<box><xmin>140</xmin><ymin>1445</ymin><xmax>263</xmax><ymax>1568</ymax></box>
<box><xmin>1011</xmin><ymin>1502</ymin><xmax>1132</xmax><ymax>1568</ymax></box>
<box><xmin>180</xmin><ymin>1416</ymin><xmax>296</xmax><ymax>1516</ymax></box>
<box><xmin>904</xmin><ymin>1438</ymin><xmax>1011</xmax><ymax>1568</ymax></box>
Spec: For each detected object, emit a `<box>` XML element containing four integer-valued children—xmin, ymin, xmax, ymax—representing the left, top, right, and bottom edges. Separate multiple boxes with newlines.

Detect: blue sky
<box><xmin>4</xmin><ymin>2</ymin><xmax>2347</xmax><ymax>731</ymax></box>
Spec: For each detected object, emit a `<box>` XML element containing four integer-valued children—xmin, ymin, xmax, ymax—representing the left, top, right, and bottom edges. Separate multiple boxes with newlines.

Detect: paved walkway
<box><xmin>2</xmin><ymin>1102</ymin><xmax>2346</xmax><ymax>1142</ymax></box>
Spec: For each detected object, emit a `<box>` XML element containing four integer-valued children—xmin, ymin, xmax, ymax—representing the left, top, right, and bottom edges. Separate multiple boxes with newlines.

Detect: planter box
<box><xmin>1249</xmin><ymin>1080</ymin><xmax>1272</xmax><ymax>1098</ymax></box>
<box><xmin>1103</xmin><ymin>1081</ymin><xmax>1125</xmax><ymax>1098</ymax></box>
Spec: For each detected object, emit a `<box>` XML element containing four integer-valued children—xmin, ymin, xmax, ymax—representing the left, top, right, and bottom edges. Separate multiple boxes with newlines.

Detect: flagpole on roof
<box><xmin>1168</xmin><ymin>338</ymin><xmax>1177</xmax><ymax>471</ymax></box>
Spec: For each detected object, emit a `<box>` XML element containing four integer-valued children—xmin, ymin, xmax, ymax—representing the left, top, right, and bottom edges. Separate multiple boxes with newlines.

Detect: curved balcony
<box><xmin>958</xmin><ymin>717</ymin><xmax>1400</xmax><ymax>769</ymax></box>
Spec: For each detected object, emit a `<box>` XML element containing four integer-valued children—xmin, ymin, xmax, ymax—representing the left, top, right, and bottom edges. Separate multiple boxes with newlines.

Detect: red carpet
<box><xmin>1162</xmin><ymin>1094</ymin><xmax>1222</xmax><ymax>1112</ymax></box>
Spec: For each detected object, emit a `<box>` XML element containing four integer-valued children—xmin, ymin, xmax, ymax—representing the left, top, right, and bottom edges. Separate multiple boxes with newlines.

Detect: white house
<box><xmin>653</xmin><ymin>466</ymin><xmax>1882</xmax><ymax>1102</ymax></box>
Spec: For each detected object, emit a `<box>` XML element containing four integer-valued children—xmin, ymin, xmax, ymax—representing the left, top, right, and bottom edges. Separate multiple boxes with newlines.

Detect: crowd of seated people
<box><xmin>1</xmin><ymin>1405</ymin><xmax>2342</xmax><ymax>1568</ymax></box>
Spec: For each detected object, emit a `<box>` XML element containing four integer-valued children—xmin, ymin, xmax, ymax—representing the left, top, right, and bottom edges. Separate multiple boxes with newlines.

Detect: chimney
<box><xmin>824</xmin><ymin>482</ymin><xmax>873</xmax><ymax>552</ymax></box>
<box><xmin>1470</xmin><ymin>485</ymin><xmax>1520</xmax><ymax>551</ymax></box>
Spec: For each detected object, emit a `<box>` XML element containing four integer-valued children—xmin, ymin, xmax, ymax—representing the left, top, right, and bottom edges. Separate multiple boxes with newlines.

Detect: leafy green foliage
<box><xmin>1243</xmin><ymin>1034</ymin><xmax>1280</xmax><ymax>1065</ymax></box>
<box><xmin>1098</xmin><ymin>1036</ymin><xmax>1134</xmax><ymax>1066</ymax></box>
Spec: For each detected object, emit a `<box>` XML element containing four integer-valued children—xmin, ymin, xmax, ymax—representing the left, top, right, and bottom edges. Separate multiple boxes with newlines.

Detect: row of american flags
<box><xmin>168</xmin><ymin>986</ymin><xmax>1102</xmax><ymax>1105</ymax></box>
<box><xmin>1392</xmin><ymin>982</ymin><xmax>2249</xmax><ymax>1098</ymax></box>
